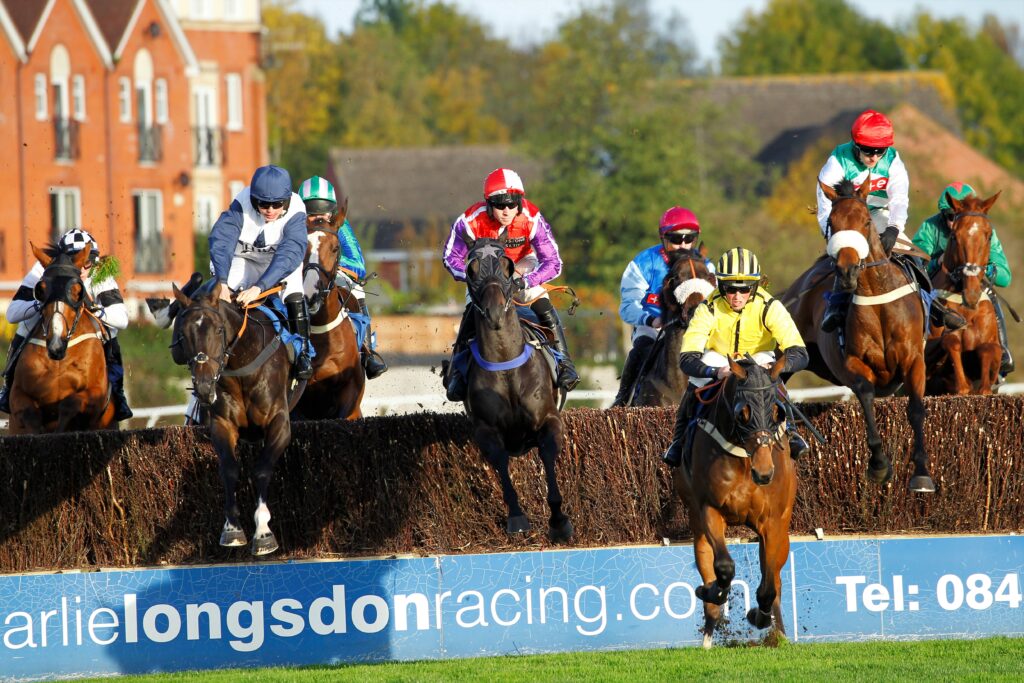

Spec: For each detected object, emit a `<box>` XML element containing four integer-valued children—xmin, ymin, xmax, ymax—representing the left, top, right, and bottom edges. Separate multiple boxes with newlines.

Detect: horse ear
<box><xmin>770</xmin><ymin>354</ymin><xmax>787</xmax><ymax>381</ymax></box>
<box><xmin>336</xmin><ymin>195</ymin><xmax>349</xmax><ymax>225</ymax></box>
<box><xmin>818</xmin><ymin>180</ymin><xmax>839</xmax><ymax>202</ymax></box>
<box><xmin>946</xmin><ymin>192</ymin><xmax>963</xmax><ymax>215</ymax></box>
<box><xmin>31</xmin><ymin>242</ymin><xmax>51</xmax><ymax>267</ymax></box>
<box><xmin>857</xmin><ymin>174</ymin><xmax>871</xmax><ymax>200</ymax></box>
<box><xmin>728</xmin><ymin>356</ymin><xmax>746</xmax><ymax>380</ymax></box>
<box><xmin>172</xmin><ymin>283</ymin><xmax>191</xmax><ymax>307</ymax></box>
<box><xmin>71</xmin><ymin>247</ymin><xmax>90</xmax><ymax>269</ymax></box>
<box><xmin>978</xmin><ymin>190</ymin><xmax>1001</xmax><ymax>214</ymax></box>
<box><xmin>698</xmin><ymin>241</ymin><xmax>708</xmax><ymax>259</ymax></box>
<box><xmin>210</xmin><ymin>281</ymin><xmax>223</xmax><ymax>302</ymax></box>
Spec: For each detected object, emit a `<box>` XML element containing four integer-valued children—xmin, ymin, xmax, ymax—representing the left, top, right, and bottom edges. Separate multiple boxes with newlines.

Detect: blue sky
<box><xmin>293</xmin><ymin>0</ymin><xmax>1024</xmax><ymax>67</ymax></box>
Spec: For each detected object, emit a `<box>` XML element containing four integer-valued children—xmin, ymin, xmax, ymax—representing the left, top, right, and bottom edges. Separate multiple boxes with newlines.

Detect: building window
<box><xmin>190</xmin><ymin>0</ymin><xmax>213</xmax><ymax>20</ymax></box>
<box><xmin>155</xmin><ymin>78</ymin><xmax>168</xmax><ymax>124</ymax></box>
<box><xmin>134</xmin><ymin>190</ymin><xmax>165</xmax><ymax>273</ymax></box>
<box><xmin>223</xmin><ymin>0</ymin><xmax>243</xmax><ymax>20</ymax></box>
<box><xmin>49</xmin><ymin>187</ymin><xmax>81</xmax><ymax>241</ymax></box>
<box><xmin>228</xmin><ymin>180</ymin><xmax>245</xmax><ymax>202</ymax></box>
<box><xmin>225</xmin><ymin>73</ymin><xmax>243</xmax><ymax>131</ymax></box>
<box><xmin>118</xmin><ymin>77</ymin><xmax>131</xmax><ymax>122</ymax></box>
<box><xmin>72</xmin><ymin>75</ymin><xmax>86</xmax><ymax>120</ymax></box>
<box><xmin>34</xmin><ymin>74</ymin><xmax>48</xmax><ymax>120</ymax></box>
<box><xmin>195</xmin><ymin>195</ymin><xmax>217</xmax><ymax>235</ymax></box>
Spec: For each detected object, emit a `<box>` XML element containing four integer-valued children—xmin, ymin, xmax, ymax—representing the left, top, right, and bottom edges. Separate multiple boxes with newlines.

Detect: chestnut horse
<box><xmin>672</xmin><ymin>356</ymin><xmax>796</xmax><ymax>647</ymax></box>
<box><xmin>630</xmin><ymin>248</ymin><xmax>716</xmax><ymax>407</ymax></box>
<box><xmin>172</xmin><ymin>282</ymin><xmax>298</xmax><ymax>555</ymax></box>
<box><xmin>9</xmin><ymin>244</ymin><xmax>115</xmax><ymax>433</ymax></box>
<box><xmin>925</xmin><ymin>191</ymin><xmax>1003</xmax><ymax>395</ymax></box>
<box><xmin>463</xmin><ymin>238</ymin><xmax>572</xmax><ymax>541</ymax></box>
<box><xmin>781</xmin><ymin>178</ymin><xmax>934</xmax><ymax>493</ymax></box>
<box><xmin>292</xmin><ymin>225</ymin><xmax>365</xmax><ymax>420</ymax></box>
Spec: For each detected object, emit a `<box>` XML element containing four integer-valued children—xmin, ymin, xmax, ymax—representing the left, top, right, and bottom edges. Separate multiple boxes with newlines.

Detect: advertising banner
<box><xmin>1</xmin><ymin>536</ymin><xmax>1021</xmax><ymax>681</ymax></box>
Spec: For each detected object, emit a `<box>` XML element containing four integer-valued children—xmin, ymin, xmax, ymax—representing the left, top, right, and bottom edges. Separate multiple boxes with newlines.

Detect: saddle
<box><xmin>451</xmin><ymin>313</ymin><xmax>560</xmax><ymax>386</ymax></box>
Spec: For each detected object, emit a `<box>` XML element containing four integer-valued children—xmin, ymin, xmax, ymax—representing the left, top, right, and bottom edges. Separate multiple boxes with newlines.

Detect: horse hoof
<box><xmin>251</xmin><ymin>533</ymin><xmax>279</xmax><ymax>556</ymax></box>
<box><xmin>909</xmin><ymin>475</ymin><xmax>936</xmax><ymax>494</ymax></box>
<box><xmin>507</xmin><ymin>515</ymin><xmax>531</xmax><ymax>535</ymax></box>
<box><xmin>702</xmin><ymin>633</ymin><xmax>713</xmax><ymax>649</ymax></box>
<box><xmin>220</xmin><ymin>528</ymin><xmax>247</xmax><ymax>547</ymax></box>
<box><xmin>747</xmin><ymin>607</ymin><xmax>773</xmax><ymax>629</ymax></box>
<box><xmin>865</xmin><ymin>461</ymin><xmax>893</xmax><ymax>485</ymax></box>
<box><xmin>549</xmin><ymin>517</ymin><xmax>574</xmax><ymax>543</ymax></box>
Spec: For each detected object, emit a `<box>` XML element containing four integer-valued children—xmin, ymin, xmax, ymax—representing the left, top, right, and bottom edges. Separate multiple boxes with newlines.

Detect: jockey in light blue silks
<box><xmin>208</xmin><ymin>164</ymin><xmax>313</xmax><ymax>379</ymax></box>
<box><xmin>299</xmin><ymin>175</ymin><xmax>388</xmax><ymax>379</ymax></box>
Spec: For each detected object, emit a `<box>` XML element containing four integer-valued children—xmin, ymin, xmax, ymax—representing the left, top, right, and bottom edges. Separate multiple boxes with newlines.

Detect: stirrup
<box><xmin>821</xmin><ymin>308</ymin><xmax>843</xmax><ymax>333</ymax></box>
<box><xmin>662</xmin><ymin>441</ymin><xmax>682</xmax><ymax>468</ymax></box>
<box><xmin>789</xmin><ymin>432</ymin><xmax>809</xmax><ymax>460</ymax></box>
<box><xmin>0</xmin><ymin>385</ymin><xmax>10</xmax><ymax>414</ymax></box>
<box><xmin>363</xmin><ymin>350</ymin><xmax>388</xmax><ymax>379</ymax></box>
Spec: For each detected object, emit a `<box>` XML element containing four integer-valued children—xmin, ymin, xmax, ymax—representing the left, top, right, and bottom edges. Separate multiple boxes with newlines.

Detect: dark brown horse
<box><xmin>172</xmin><ymin>282</ymin><xmax>298</xmax><ymax>555</ymax></box>
<box><xmin>630</xmin><ymin>248</ymin><xmax>716</xmax><ymax>407</ymax></box>
<box><xmin>781</xmin><ymin>178</ymin><xmax>933</xmax><ymax>492</ymax></box>
<box><xmin>673</xmin><ymin>355</ymin><xmax>796</xmax><ymax>647</ymax></box>
<box><xmin>463</xmin><ymin>238</ymin><xmax>572</xmax><ymax>541</ymax></box>
<box><xmin>292</xmin><ymin>225</ymin><xmax>365</xmax><ymax>420</ymax></box>
<box><xmin>925</xmin><ymin>191</ymin><xmax>1002</xmax><ymax>395</ymax></box>
<box><xmin>9</xmin><ymin>244</ymin><xmax>115</xmax><ymax>434</ymax></box>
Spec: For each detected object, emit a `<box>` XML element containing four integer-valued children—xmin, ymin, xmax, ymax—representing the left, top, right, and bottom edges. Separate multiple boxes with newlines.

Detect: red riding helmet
<box><xmin>659</xmin><ymin>206</ymin><xmax>700</xmax><ymax>235</ymax></box>
<box><xmin>483</xmin><ymin>168</ymin><xmax>525</xmax><ymax>198</ymax></box>
<box><xmin>851</xmin><ymin>109</ymin><xmax>894</xmax><ymax>148</ymax></box>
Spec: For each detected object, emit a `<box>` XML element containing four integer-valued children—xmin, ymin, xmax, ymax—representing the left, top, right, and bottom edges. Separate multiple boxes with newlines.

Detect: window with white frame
<box><xmin>225</xmin><ymin>73</ymin><xmax>243</xmax><ymax>131</ymax></box>
<box><xmin>34</xmin><ymin>74</ymin><xmax>47</xmax><ymax>120</ymax></box>
<box><xmin>49</xmin><ymin>187</ymin><xmax>81</xmax><ymax>241</ymax></box>
<box><xmin>118</xmin><ymin>77</ymin><xmax>131</xmax><ymax>122</ymax></box>
<box><xmin>72</xmin><ymin>75</ymin><xmax>86</xmax><ymax>120</ymax></box>
<box><xmin>155</xmin><ymin>78</ymin><xmax>168</xmax><ymax>124</ymax></box>
<box><xmin>228</xmin><ymin>180</ymin><xmax>245</xmax><ymax>202</ymax></box>
<box><xmin>195</xmin><ymin>195</ymin><xmax>217</xmax><ymax>234</ymax></box>
<box><xmin>189</xmin><ymin>0</ymin><xmax>213</xmax><ymax>20</ymax></box>
<box><xmin>223</xmin><ymin>0</ymin><xmax>243</xmax><ymax>20</ymax></box>
<box><xmin>134</xmin><ymin>190</ymin><xmax>165</xmax><ymax>273</ymax></box>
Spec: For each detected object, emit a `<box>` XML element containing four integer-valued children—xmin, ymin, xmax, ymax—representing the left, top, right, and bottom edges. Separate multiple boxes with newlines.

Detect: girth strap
<box><xmin>222</xmin><ymin>335</ymin><xmax>281</xmax><ymax>377</ymax></box>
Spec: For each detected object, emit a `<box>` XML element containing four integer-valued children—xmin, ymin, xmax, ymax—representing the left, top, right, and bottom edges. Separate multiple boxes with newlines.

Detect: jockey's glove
<box><xmin>985</xmin><ymin>264</ymin><xmax>997</xmax><ymax>281</ymax></box>
<box><xmin>880</xmin><ymin>225</ymin><xmax>900</xmax><ymax>254</ymax></box>
<box><xmin>512</xmin><ymin>275</ymin><xmax>527</xmax><ymax>292</ymax></box>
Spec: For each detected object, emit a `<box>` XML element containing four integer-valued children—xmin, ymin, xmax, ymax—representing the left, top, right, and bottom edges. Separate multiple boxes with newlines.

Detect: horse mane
<box><xmin>832</xmin><ymin>178</ymin><xmax>858</xmax><ymax>198</ymax></box>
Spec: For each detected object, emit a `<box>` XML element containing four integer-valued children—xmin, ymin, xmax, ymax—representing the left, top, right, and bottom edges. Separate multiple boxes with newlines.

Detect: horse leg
<box><xmin>212</xmin><ymin>416</ymin><xmax>247</xmax><ymax>547</ymax></box>
<box><xmin>846</xmin><ymin>361</ymin><xmax>892</xmax><ymax>485</ymax></box>
<box><xmin>748</xmin><ymin>522</ymin><xmax>791</xmax><ymax>634</ymax></box>
<box><xmin>690</xmin><ymin>512</ymin><xmax>722</xmax><ymax>648</ymax></box>
<box><xmin>694</xmin><ymin>506</ymin><xmax>734</xmax><ymax>609</ymax></box>
<box><xmin>976</xmin><ymin>342</ymin><xmax>1001</xmax><ymax>394</ymax></box>
<box><xmin>475</xmin><ymin>424</ymin><xmax>529</xmax><ymax>534</ymax></box>
<box><xmin>55</xmin><ymin>394</ymin><xmax>86</xmax><ymax>432</ymax></box>
<box><xmin>251</xmin><ymin>411</ymin><xmax>290</xmax><ymax>556</ymax></box>
<box><xmin>904</xmin><ymin>354</ymin><xmax>934</xmax><ymax>494</ymax></box>
<box><xmin>941</xmin><ymin>334</ymin><xmax>970</xmax><ymax>395</ymax></box>
<box><xmin>538</xmin><ymin>415</ymin><xmax>572</xmax><ymax>543</ymax></box>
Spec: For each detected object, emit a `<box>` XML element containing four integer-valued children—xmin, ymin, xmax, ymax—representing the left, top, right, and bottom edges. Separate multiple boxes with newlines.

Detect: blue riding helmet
<box><xmin>250</xmin><ymin>165</ymin><xmax>293</xmax><ymax>205</ymax></box>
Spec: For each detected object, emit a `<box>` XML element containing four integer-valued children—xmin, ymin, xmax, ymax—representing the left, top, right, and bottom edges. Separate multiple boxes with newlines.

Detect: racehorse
<box><xmin>672</xmin><ymin>355</ymin><xmax>796</xmax><ymax>647</ymax></box>
<box><xmin>781</xmin><ymin>177</ymin><xmax>934</xmax><ymax>493</ymax></box>
<box><xmin>292</xmin><ymin>223</ymin><xmax>365</xmax><ymax>420</ymax></box>
<box><xmin>462</xmin><ymin>238</ymin><xmax>573</xmax><ymax>541</ymax></box>
<box><xmin>171</xmin><ymin>281</ymin><xmax>299</xmax><ymax>555</ymax></box>
<box><xmin>925</xmin><ymin>191</ymin><xmax>1003</xmax><ymax>395</ymax></box>
<box><xmin>630</xmin><ymin>248</ymin><xmax>716</xmax><ymax>407</ymax></box>
<box><xmin>8</xmin><ymin>243</ymin><xmax>114</xmax><ymax>434</ymax></box>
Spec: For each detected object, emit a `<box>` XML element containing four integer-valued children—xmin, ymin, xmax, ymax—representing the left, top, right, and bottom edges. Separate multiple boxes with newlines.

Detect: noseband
<box><xmin>826</xmin><ymin>195</ymin><xmax>889</xmax><ymax>270</ymax></box>
<box><xmin>943</xmin><ymin>211</ymin><xmax>990</xmax><ymax>285</ymax></box>
<box><xmin>35</xmin><ymin>264</ymin><xmax>89</xmax><ymax>346</ymax></box>
<box><xmin>178</xmin><ymin>304</ymin><xmax>236</xmax><ymax>391</ymax></box>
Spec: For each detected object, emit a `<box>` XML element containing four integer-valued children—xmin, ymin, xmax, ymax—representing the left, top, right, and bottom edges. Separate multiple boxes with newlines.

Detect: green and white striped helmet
<box><xmin>299</xmin><ymin>176</ymin><xmax>337</xmax><ymax>215</ymax></box>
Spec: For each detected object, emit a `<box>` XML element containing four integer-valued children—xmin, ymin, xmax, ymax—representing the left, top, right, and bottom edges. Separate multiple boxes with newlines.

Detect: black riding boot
<box><xmin>533</xmin><ymin>300</ymin><xmax>580</xmax><ymax>391</ymax></box>
<box><xmin>285</xmin><ymin>294</ymin><xmax>314</xmax><ymax>380</ymax></box>
<box><xmin>0</xmin><ymin>333</ymin><xmax>27</xmax><ymax>414</ymax></box>
<box><xmin>900</xmin><ymin>254</ymin><xmax>967</xmax><ymax>331</ymax></box>
<box><xmin>611</xmin><ymin>335</ymin><xmax>655</xmax><ymax>407</ymax></box>
<box><xmin>821</xmin><ymin>280</ymin><xmax>847</xmax><ymax>333</ymax></box>
<box><xmin>104</xmin><ymin>337</ymin><xmax>133</xmax><ymax>421</ymax></box>
<box><xmin>444</xmin><ymin>303</ymin><xmax>475</xmax><ymax>402</ymax></box>
<box><xmin>663</xmin><ymin>383</ymin><xmax>697</xmax><ymax>468</ymax></box>
<box><xmin>358</xmin><ymin>300</ymin><xmax>388</xmax><ymax>379</ymax></box>
<box><xmin>781</xmin><ymin>400</ymin><xmax>809</xmax><ymax>459</ymax></box>
<box><xmin>990</xmin><ymin>289</ymin><xmax>1014</xmax><ymax>376</ymax></box>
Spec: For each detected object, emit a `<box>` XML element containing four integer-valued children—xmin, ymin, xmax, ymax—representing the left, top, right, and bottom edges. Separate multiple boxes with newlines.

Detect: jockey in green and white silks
<box><xmin>299</xmin><ymin>175</ymin><xmax>388</xmax><ymax>379</ymax></box>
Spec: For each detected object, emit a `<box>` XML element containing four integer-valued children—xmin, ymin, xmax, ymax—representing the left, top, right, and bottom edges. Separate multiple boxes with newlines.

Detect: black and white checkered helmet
<box><xmin>58</xmin><ymin>228</ymin><xmax>99</xmax><ymax>261</ymax></box>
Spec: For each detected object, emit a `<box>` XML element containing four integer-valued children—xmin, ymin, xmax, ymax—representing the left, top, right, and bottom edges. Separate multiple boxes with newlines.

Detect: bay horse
<box><xmin>781</xmin><ymin>177</ymin><xmax>934</xmax><ymax>493</ymax></box>
<box><xmin>672</xmin><ymin>355</ymin><xmax>796</xmax><ymax>647</ymax></box>
<box><xmin>630</xmin><ymin>248</ymin><xmax>716</xmax><ymax>407</ymax></box>
<box><xmin>171</xmin><ymin>281</ymin><xmax>298</xmax><ymax>555</ymax></box>
<box><xmin>462</xmin><ymin>238</ymin><xmax>572</xmax><ymax>541</ymax></box>
<box><xmin>292</xmin><ymin>224</ymin><xmax>365</xmax><ymax>420</ymax></box>
<box><xmin>8</xmin><ymin>243</ymin><xmax>114</xmax><ymax>434</ymax></box>
<box><xmin>925</xmin><ymin>191</ymin><xmax>1002</xmax><ymax>395</ymax></box>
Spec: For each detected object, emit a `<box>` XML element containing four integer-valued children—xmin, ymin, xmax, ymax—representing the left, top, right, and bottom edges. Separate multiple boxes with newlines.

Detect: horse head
<box><xmin>304</xmin><ymin>226</ymin><xmax>341</xmax><ymax>315</ymax></box>
<box><xmin>465</xmin><ymin>238</ymin><xmax>517</xmax><ymax>331</ymax></box>
<box><xmin>725</xmin><ymin>354</ymin><xmax>787</xmax><ymax>486</ymax></box>
<box><xmin>30</xmin><ymin>242</ymin><xmax>91</xmax><ymax>361</ymax></box>
<box><xmin>820</xmin><ymin>177</ymin><xmax>878</xmax><ymax>292</ymax></box>
<box><xmin>173</xmin><ymin>281</ymin><xmax>232</xmax><ymax>407</ymax></box>
<box><xmin>943</xmin><ymin>190</ymin><xmax>1000</xmax><ymax>309</ymax></box>
<box><xmin>662</xmin><ymin>247</ymin><xmax>716</xmax><ymax>328</ymax></box>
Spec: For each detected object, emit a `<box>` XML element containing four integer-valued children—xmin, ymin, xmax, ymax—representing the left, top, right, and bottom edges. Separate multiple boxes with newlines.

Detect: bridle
<box><xmin>942</xmin><ymin>211</ymin><xmax>990</xmax><ymax>287</ymax></box>
<box><xmin>466</xmin><ymin>251</ymin><xmax>517</xmax><ymax>326</ymax></box>
<box><xmin>304</xmin><ymin>228</ymin><xmax>340</xmax><ymax>315</ymax></box>
<box><xmin>826</xmin><ymin>195</ymin><xmax>889</xmax><ymax>271</ymax></box>
<box><xmin>35</xmin><ymin>263</ymin><xmax>89</xmax><ymax>347</ymax></box>
<box><xmin>725</xmin><ymin>366</ymin><xmax>785</xmax><ymax>454</ymax></box>
<box><xmin>177</xmin><ymin>303</ymin><xmax>238</xmax><ymax>392</ymax></box>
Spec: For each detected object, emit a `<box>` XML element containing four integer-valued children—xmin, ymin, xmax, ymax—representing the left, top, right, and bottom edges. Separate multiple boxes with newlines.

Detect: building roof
<box><xmin>82</xmin><ymin>0</ymin><xmax>139</xmax><ymax>54</ymax></box>
<box><xmin>1</xmin><ymin>0</ymin><xmax>47</xmax><ymax>45</ymax></box>
<box><xmin>0</xmin><ymin>0</ymin><xmax>27</xmax><ymax>60</ymax></box>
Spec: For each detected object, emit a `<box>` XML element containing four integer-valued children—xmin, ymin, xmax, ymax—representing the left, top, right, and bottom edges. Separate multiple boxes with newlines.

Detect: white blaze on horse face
<box><xmin>50</xmin><ymin>301</ymin><xmax>66</xmax><ymax>340</ymax></box>
<box><xmin>304</xmin><ymin>231</ymin><xmax>324</xmax><ymax>297</ymax></box>
<box><xmin>967</xmin><ymin>225</ymin><xmax>978</xmax><ymax>236</ymax></box>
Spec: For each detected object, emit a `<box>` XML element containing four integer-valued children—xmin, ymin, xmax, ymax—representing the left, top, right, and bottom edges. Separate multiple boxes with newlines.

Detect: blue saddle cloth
<box><xmin>256</xmin><ymin>296</ymin><xmax>316</xmax><ymax>361</ymax></box>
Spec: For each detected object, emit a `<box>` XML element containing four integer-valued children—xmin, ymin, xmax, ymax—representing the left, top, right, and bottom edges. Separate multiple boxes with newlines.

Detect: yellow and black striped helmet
<box><xmin>716</xmin><ymin>247</ymin><xmax>761</xmax><ymax>282</ymax></box>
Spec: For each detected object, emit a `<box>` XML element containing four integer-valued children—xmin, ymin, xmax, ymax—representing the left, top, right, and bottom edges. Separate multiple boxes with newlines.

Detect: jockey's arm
<box><xmin>678</xmin><ymin>303</ymin><xmax>717</xmax><ymax>378</ymax></box>
<box><xmin>988</xmin><ymin>229</ymin><xmax>1012</xmax><ymax>287</ymax></box>
<box><xmin>337</xmin><ymin>220</ymin><xmax>367</xmax><ymax>280</ymax></box>
<box><xmin>442</xmin><ymin>217</ymin><xmax>470</xmax><ymax>282</ymax></box>
<box><xmin>764</xmin><ymin>299</ymin><xmax>808</xmax><ymax>374</ymax></box>
<box><xmin>618</xmin><ymin>258</ymin><xmax>655</xmax><ymax>328</ymax></box>
<box><xmin>5</xmin><ymin>262</ymin><xmax>44</xmax><ymax>324</ymax></box>
<box><xmin>255</xmin><ymin>212</ymin><xmax>307</xmax><ymax>291</ymax></box>
<box><xmin>885</xmin><ymin>154</ymin><xmax>910</xmax><ymax>231</ymax></box>
<box><xmin>522</xmin><ymin>214</ymin><xmax>562</xmax><ymax>288</ymax></box>
<box><xmin>816</xmin><ymin>155</ymin><xmax>845</xmax><ymax>238</ymax></box>
<box><xmin>89</xmin><ymin>279</ymin><xmax>129</xmax><ymax>330</ymax></box>
<box><xmin>209</xmin><ymin>199</ymin><xmax>244</xmax><ymax>285</ymax></box>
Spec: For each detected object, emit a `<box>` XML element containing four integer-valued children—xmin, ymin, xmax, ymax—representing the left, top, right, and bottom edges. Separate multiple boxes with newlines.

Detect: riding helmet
<box><xmin>299</xmin><ymin>175</ymin><xmax>338</xmax><ymax>217</ymax></box>
<box><xmin>938</xmin><ymin>182</ymin><xmax>976</xmax><ymax>214</ymax></box>
<box><xmin>716</xmin><ymin>247</ymin><xmax>761</xmax><ymax>296</ymax></box>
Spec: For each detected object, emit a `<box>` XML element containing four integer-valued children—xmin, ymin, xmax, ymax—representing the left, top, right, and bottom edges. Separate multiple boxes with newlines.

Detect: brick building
<box><xmin>0</xmin><ymin>0</ymin><xmax>266</xmax><ymax>313</ymax></box>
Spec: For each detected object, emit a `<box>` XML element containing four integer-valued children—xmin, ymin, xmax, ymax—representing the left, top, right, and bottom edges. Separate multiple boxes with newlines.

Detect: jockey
<box><xmin>912</xmin><ymin>182</ymin><xmax>1014</xmax><ymax>376</ymax></box>
<box><xmin>298</xmin><ymin>175</ymin><xmax>388</xmax><ymax>379</ymax></box>
<box><xmin>662</xmin><ymin>247</ymin><xmax>810</xmax><ymax>468</ymax></box>
<box><xmin>442</xmin><ymin>167</ymin><xmax>579</xmax><ymax>401</ymax></box>
<box><xmin>0</xmin><ymin>228</ymin><xmax>132</xmax><ymax>421</ymax></box>
<box><xmin>816</xmin><ymin>108</ymin><xmax>965</xmax><ymax>333</ymax></box>
<box><xmin>208</xmin><ymin>165</ymin><xmax>313</xmax><ymax>380</ymax></box>
<box><xmin>613</xmin><ymin>206</ymin><xmax>716</xmax><ymax>407</ymax></box>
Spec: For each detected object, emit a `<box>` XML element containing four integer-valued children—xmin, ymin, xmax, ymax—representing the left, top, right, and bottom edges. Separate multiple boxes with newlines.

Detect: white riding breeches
<box><xmin>689</xmin><ymin>350</ymin><xmax>776</xmax><ymax>387</ymax></box>
<box><xmin>335</xmin><ymin>272</ymin><xmax>366</xmax><ymax>302</ymax></box>
<box><xmin>226</xmin><ymin>254</ymin><xmax>304</xmax><ymax>299</ymax></box>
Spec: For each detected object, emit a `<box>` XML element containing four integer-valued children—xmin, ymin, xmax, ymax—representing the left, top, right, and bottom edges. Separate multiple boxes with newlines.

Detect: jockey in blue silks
<box><xmin>612</xmin><ymin>206</ymin><xmax>716</xmax><ymax>406</ymax></box>
<box><xmin>299</xmin><ymin>175</ymin><xmax>387</xmax><ymax>379</ymax></box>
